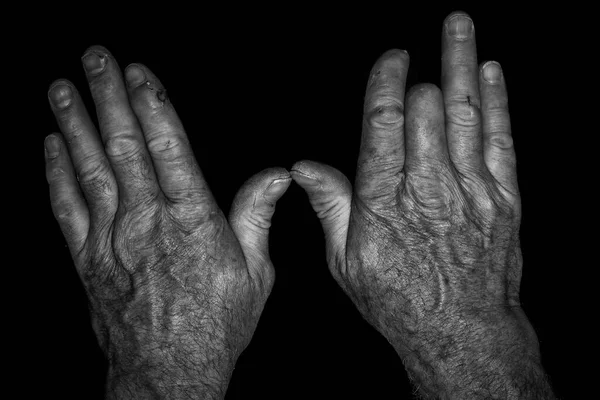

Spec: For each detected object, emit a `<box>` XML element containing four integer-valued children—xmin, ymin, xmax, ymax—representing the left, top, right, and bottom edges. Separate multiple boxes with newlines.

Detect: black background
<box><xmin>13</xmin><ymin>5</ymin><xmax>586</xmax><ymax>399</ymax></box>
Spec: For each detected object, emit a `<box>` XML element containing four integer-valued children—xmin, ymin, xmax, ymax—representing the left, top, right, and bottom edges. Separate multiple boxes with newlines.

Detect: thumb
<box><xmin>229</xmin><ymin>167</ymin><xmax>292</xmax><ymax>284</ymax></box>
<box><xmin>290</xmin><ymin>160</ymin><xmax>352</xmax><ymax>270</ymax></box>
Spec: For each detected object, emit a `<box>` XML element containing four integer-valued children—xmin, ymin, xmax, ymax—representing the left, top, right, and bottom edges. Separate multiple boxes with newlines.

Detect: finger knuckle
<box><xmin>77</xmin><ymin>154</ymin><xmax>108</xmax><ymax>181</ymax></box>
<box><xmin>147</xmin><ymin>136</ymin><xmax>184</xmax><ymax>160</ymax></box>
<box><xmin>105</xmin><ymin>134</ymin><xmax>143</xmax><ymax>160</ymax></box>
<box><xmin>77</xmin><ymin>157</ymin><xmax>113</xmax><ymax>193</ymax></box>
<box><xmin>484</xmin><ymin>103</ymin><xmax>508</xmax><ymax>116</ymax></box>
<box><xmin>55</xmin><ymin>201</ymin><xmax>79</xmax><ymax>221</ymax></box>
<box><xmin>488</xmin><ymin>134</ymin><xmax>514</xmax><ymax>150</ymax></box>
<box><xmin>365</xmin><ymin>98</ymin><xmax>405</xmax><ymax>131</ymax></box>
<box><xmin>357</xmin><ymin>156</ymin><xmax>399</xmax><ymax>179</ymax></box>
<box><xmin>47</xmin><ymin>167</ymin><xmax>66</xmax><ymax>182</ymax></box>
<box><xmin>445</xmin><ymin>98</ymin><xmax>481</xmax><ymax>128</ymax></box>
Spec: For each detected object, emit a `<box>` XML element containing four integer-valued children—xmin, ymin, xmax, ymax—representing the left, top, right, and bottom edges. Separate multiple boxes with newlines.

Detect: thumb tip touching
<box><xmin>290</xmin><ymin>160</ymin><xmax>326</xmax><ymax>191</ymax></box>
<box><xmin>290</xmin><ymin>160</ymin><xmax>353</xmax><ymax>196</ymax></box>
<box><xmin>262</xmin><ymin>176</ymin><xmax>292</xmax><ymax>204</ymax></box>
<box><xmin>229</xmin><ymin>163</ymin><xmax>351</xmax><ymax>269</ymax></box>
<box><xmin>290</xmin><ymin>160</ymin><xmax>319</xmax><ymax>177</ymax></box>
<box><xmin>229</xmin><ymin>167</ymin><xmax>291</xmax><ymax>223</ymax></box>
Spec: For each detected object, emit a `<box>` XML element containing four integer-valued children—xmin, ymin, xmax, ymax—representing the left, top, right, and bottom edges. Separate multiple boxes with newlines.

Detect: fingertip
<box><xmin>44</xmin><ymin>133</ymin><xmax>61</xmax><ymax>160</ymax></box>
<box><xmin>265</xmin><ymin>166</ymin><xmax>291</xmax><ymax>181</ymax></box>
<box><xmin>262</xmin><ymin>177</ymin><xmax>290</xmax><ymax>202</ymax></box>
<box><xmin>81</xmin><ymin>45</ymin><xmax>111</xmax><ymax>77</ymax></box>
<box><xmin>481</xmin><ymin>60</ymin><xmax>503</xmax><ymax>85</ymax></box>
<box><xmin>48</xmin><ymin>80</ymin><xmax>75</xmax><ymax>110</ymax></box>
<box><xmin>48</xmin><ymin>78</ymin><xmax>74</xmax><ymax>92</ymax></box>
<box><xmin>367</xmin><ymin>48</ymin><xmax>410</xmax><ymax>92</ymax></box>
<box><xmin>290</xmin><ymin>160</ymin><xmax>320</xmax><ymax>179</ymax></box>
<box><xmin>290</xmin><ymin>160</ymin><xmax>353</xmax><ymax>198</ymax></box>
<box><xmin>290</xmin><ymin>171</ymin><xmax>319</xmax><ymax>189</ymax></box>
<box><xmin>230</xmin><ymin>167</ymin><xmax>292</xmax><ymax>215</ymax></box>
<box><xmin>82</xmin><ymin>44</ymin><xmax>110</xmax><ymax>54</ymax></box>
<box><xmin>406</xmin><ymin>82</ymin><xmax>442</xmax><ymax>101</ymax></box>
<box><xmin>290</xmin><ymin>160</ymin><xmax>322</xmax><ymax>189</ymax></box>
<box><xmin>260</xmin><ymin>168</ymin><xmax>292</xmax><ymax>201</ymax></box>
<box><xmin>81</xmin><ymin>45</ymin><xmax>113</xmax><ymax>64</ymax></box>
<box><xmin>295</xmin><ymin>160</ymin><xmax>351</xmax><ymax>186</ymax></box>
<box><xmin>375</xmin><ymin>48</ymin><xmax>410</xmax><ymax>67</ymax></box>
<box><xmin>125</xmin><ymin>62</ymin><xmax>167</xmax><ymax>93</ymax></box>
<box><xmin>444</xmin><ymin>10</ymin><xmax>473</xmax><ymax>26</ymax></box>
<box><xmin>124</xmin><ymin>63</ymin><xmax>147</xmax><ymax>88</ymax></box>
<box><xmin>253</xmin><ymin>167</ymin><xmax>292</xmax><ymax>190</ymax></box>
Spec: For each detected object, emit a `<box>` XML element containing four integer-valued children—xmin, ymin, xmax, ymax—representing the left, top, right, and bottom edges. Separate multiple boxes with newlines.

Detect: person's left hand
<box><xmin>45</xmin><ymin>45</ymin><xmax>290</xmax><ymax>399</ymax></box>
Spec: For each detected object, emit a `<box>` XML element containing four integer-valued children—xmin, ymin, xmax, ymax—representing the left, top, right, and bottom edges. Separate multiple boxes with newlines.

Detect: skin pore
<box><xmin>45</xmin><ymin>11</ymin><xmax>555</xmax><ymax>400</ymax></box>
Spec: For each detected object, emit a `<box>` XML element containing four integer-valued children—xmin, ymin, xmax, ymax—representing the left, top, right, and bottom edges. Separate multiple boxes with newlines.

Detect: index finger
<box><xmin>355</xmin><ymin>49</ymin><xmax>409</xmax><ymax>203</ymax></box>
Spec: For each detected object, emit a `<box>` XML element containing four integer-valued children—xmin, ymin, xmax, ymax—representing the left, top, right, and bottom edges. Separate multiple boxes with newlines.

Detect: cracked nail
<box><xmin>483</xmin><ymin>61</ymin><xmax>502</xmax><ymax>84</ymax></box>
<box><xmin>45</xmin><ymin>135</ymin><xmax>60</xmax><ymax>158</ymax></box>
<box><xmin>125</xmin><ymin>64</ymin><xmax>146</xmax><ymax>88</ymax></box>
<box><xmin>82</xmin><ymin>52</ymin><xmax>107</xmax><ymax>75</ymax></box>
<box><xmin>49</xmin><ymin>84</ymin><xmax>72</xmax><ymax>109</ymax></box>
<box><xmin>446</xmin><ymin>14</ymin><xmax>473</xmax><ymax>40</ymax></box>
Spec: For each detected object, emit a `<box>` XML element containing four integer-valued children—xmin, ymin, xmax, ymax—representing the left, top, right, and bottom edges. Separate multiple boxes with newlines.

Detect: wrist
<box><xmin>106</xmin><ymin>372</ymin><xmax>226</xmax><ymax>400</ymax></box>
<box><xmin>390</xmin><ymin>306</ymin><xmax>554</xmax><ymax>399</ymax></box>
<box><xmin>104</xmin><ymin>342</ymin><xmax>237</xmax><ymax>399</ymax></box>
<box><xmin>105</xmin><ymin>361</ymin><xmax>233</xmax><ymax>400</ymax></box>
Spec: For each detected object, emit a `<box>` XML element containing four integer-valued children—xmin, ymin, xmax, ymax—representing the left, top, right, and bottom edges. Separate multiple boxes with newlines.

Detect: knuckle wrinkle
<box><xmin>367</xmin><ymin>100</ymin><xmax>405</xmax><ymax>129</ymax></box>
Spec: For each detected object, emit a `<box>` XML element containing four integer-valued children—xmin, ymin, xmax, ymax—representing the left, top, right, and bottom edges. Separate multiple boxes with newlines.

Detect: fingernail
<box><xmin>446</xmin><ymin>14</ymin><xmax>473</xmax><ymax>40</ymax></box>
<box><xmin>81</xmin><ymin>51</ymin><xmax>107</xmax><ymax>75</ymax></box>
<box><xmin>264</xmin><ymin>178</ymin><xmax>290</xmax><ymax>198</ymax></box>
<box><xmin>290</xmin><ymin>169</ymin><xmax>320</xmax><ymax>187</ymax></box>
<box><xmin>45</xmin><ymin>135</ymin><xmax>60</xmax><ymax>158</ymax></box>
<box><xmin>125</xmin><ymin>64</ymin><xmax>146</xmax><ymax>88</ymax></box>
<box><xmin>483</xmin><ymin>61</ymin><xmax>502</xmax><ymax>84</ymax></box>
<box><xmin>48</xmin><ymin>84</ymin><xmax>72</xmax><ymax>109</ymax></box>
<box><xmin>290</xmin><ymin>169</ymin><xmax>317</xmax><ymax>180</ymax></box>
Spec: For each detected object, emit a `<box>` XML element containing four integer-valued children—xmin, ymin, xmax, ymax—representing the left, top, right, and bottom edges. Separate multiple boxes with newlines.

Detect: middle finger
<box><xmin>441</xmin><ymin>12</ymin><xmax>484</xmax><ymax>172</ymax></box>
<box><xmin>81</xmin><ymin>45</ymin><xmax>160</xmax><ymax>207</ymax></box>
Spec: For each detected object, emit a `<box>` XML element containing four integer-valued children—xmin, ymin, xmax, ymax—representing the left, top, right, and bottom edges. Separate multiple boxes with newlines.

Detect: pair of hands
<box><xmin>46</xmin><ymin>12</ymin><xmax>552</xmax><ymax>399</ymax></box>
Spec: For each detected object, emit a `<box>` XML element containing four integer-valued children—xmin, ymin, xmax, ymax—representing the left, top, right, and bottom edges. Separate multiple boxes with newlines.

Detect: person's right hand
<box><xmin>291</xmin><ymin>11</ymin><xmax>554</xmax><ymax>399</ymax></box>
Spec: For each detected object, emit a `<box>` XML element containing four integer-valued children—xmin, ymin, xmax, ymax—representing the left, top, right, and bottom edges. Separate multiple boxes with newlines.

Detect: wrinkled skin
<box><xmin>291</xmin><ymin>11</ymin><xmax>553</xmax><ymax>399</ymax></box>
<box><xmin>45</xmin><ymin>46</ymin><xmax>291</xmax><ymax>398</ymax></box>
